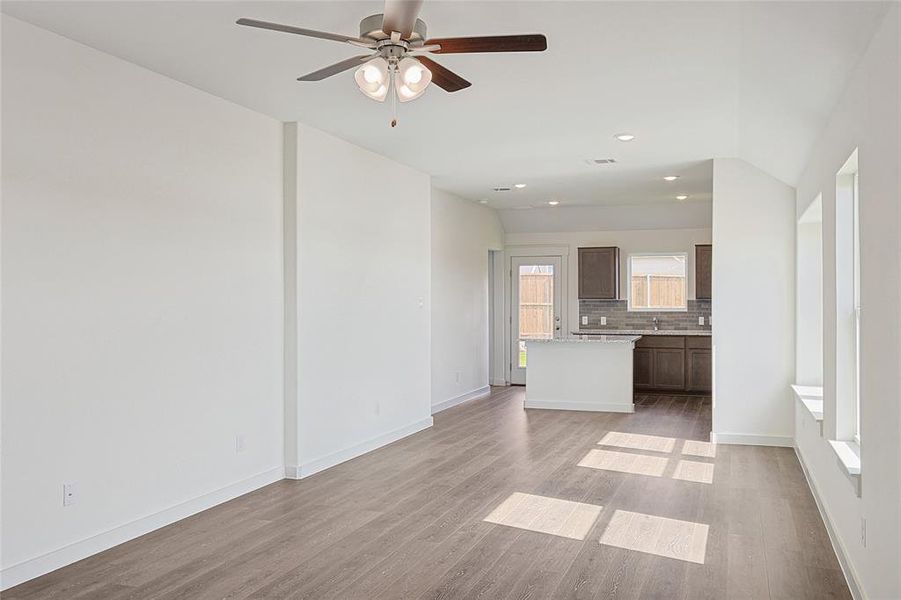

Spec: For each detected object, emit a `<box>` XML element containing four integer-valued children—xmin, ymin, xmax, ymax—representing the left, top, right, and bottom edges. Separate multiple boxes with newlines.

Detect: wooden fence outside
<box><xmin>631</xmin><ymin>275</ymin><xmax>685</xmax><ymax>308</ymax></box>
<box><xmin>519</xmin><ymin>273</ymin><xmax>554</xmax><ymax>339</ymax></box>
<box><xmin>518</xmin><ymin>273</ymin><xmax>684</xmax><ymax>336</ymax></box>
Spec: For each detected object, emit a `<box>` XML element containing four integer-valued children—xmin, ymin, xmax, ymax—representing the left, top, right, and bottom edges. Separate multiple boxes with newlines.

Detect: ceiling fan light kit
<box><xmin>353</xmin><ymin>57</ymin><xmax>390</xmax><ymax>101</ymax></box>
<box><xmin>237</xmin><ymin>0</ymin><xmax>547</xmax><ymax>125</ymax></box>
<box><xmin>394</xmin><ymin>57</ymin><xmax>432</xmax><ymax>102</ymax></box>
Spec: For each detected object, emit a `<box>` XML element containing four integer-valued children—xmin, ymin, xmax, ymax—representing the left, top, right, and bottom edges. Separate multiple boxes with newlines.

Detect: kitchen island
<box><xmin>572</xmin><ymin>329</ymin><xmax>712</xmax><ymax>393</ymax></box>
<box><xmin>525</xmin><ymin>335</ymin><xmax>641</xmax><ymax>413</ymax></box>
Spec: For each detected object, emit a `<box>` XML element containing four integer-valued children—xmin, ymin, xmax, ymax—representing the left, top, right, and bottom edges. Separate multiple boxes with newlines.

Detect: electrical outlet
<box><xmin>62</xmin><ymin>483</ymin><xmax>77</xmax><ymax>507</ymax></box>
<box><xmin>698</xmin><ymin>316</ymin><xmax>705</xmax><ymax>326</ymax></box>
<box><xmin>581</xmin><ymin>316</ymin><xmax>589</xmax><ymax>326</ymax></box>
<box><xmin>861</xmin><ymin>517</ymin><xmax>867</xmax><ymax>547</ymax></box>
<box><xmin>601</xmin><ymin>316</ymin><xmax>607</xmax><ymax>326</ymax></box>
<box><xmin>235</xmin><ymin>434</ymin><xmax>246</xmax><ymax>453</ymax></box>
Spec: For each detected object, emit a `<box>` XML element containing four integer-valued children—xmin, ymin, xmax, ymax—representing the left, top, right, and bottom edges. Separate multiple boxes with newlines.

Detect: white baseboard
<box><xmin>523</xmin><ymin>399</ymin><xmax>634</xmax><ymax>413</ymax></box>
<box><xmin>286</xmin><ymin>417</ymin><xmax>434</xmax><ymax>480</ymax></box>
<box><xmin>710</xmin><ymin>432</ymin><xmax>793</xmax><ymax>447</ymax></box>
<box><xmin>432</xmin><ymin>386</ymin><xmax>490</xmax><ymax>415</ymax></box>
<box><xmin>489</xmin><ymin>378</ymin><xmax>507</xmax><ymax>387</ymax></box>
<box><xmin>794</xmin><ymin>446</ymin><xmax>864</xmax><ymax>600</ymax></box>
<box><xmin>0</xmin><ymin>467</ymin><xmax>284</xmax><ymax>591</ymax></box>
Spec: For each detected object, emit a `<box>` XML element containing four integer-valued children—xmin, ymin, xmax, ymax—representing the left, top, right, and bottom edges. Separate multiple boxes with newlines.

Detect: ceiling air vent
<box><xmin>585</xmin><ymin>158</ymin><xmax>617</xmax><ymax>165</ymax></box>
<box><xmin>493</xmin><ymin>186</ymin><xmax>512</xmax><ymax>192</ymax></box>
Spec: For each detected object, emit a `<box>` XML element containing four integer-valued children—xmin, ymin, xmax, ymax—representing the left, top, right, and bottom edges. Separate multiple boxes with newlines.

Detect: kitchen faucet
<box><xmin>652</xmin><ymin>316</ymin><xmax>659</xmax><ymax>331</ymax></box>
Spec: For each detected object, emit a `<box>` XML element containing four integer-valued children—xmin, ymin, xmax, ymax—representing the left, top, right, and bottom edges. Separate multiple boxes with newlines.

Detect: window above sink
<box><xmin>627</xmin><ymin>253</ymin><xmax>688</xmax><ymax>312</ymax></box>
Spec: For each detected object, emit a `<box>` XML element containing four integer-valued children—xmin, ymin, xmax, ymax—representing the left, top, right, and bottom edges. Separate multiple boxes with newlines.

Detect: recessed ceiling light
<box><xmin>514</xmin><ymin>183</ymin><xmax>527</xmax><ymax>189</ymax></box>
<box><xmin>663</xmin><ymin>175</ymin><xmax>680</xmax><ymax>181</ymax></box>
<box><xmin>676</xmin><ymin>195</ymin><xmax>689</xmax><ymax>201</ymax></box>
<box><xmin>548</xmin><ymin>200</ymin><xmax>560</xmax><ymax>206</ymax></box>
<box><xmin>479</xmin><ymin>199</ymin><xmax>488</xmax><ymax>204</ymax></box>
<box><xmin>614</xmin><ymin>133</ymin><xmax>636</xmax><ymax>142</ymax></box>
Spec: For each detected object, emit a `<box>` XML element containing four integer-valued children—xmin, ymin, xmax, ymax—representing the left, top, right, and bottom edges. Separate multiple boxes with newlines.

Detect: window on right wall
<box><xmin>836</xmin><ymin>149</ymin><xmax>860</xmax><ymax>446</ymax></box>
<box><xmin>852</xmin><ymin>168</ymin><xmax>861</xmax><ymax>444</ymax></box>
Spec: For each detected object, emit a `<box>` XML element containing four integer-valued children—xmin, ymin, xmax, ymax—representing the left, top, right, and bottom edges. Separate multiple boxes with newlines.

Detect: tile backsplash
<box><xmin>579</xmin><ymin>299</ymin><xmax>712</xmax><ymax>331</ymax></box>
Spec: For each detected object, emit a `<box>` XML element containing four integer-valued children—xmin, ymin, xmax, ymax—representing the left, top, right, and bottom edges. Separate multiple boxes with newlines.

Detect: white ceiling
<box><xmin>2</xmin><ymin>1</ymin><xmax>889</xmax><ymax>212</ymax></box>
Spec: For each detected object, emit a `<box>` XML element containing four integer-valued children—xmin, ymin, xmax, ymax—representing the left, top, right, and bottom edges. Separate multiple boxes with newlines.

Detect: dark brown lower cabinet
<box><xmin>654</xmin><ymin>348</ymin><xmax>686</xmax><ymax>390</ymax></box>
<box><xmin>634</xmin><ymin>335</ymin><xmax>710</xmax><ymax>393</ymax></box>
<box><xmin>686</xmin><ymin>349</ymin><xmax>712</xmax><ymax>392</ymax></box>
<box><xmin>633</xmin><ymin>348</ymin><xmax>654</xmax><ymax>388</ymax></box>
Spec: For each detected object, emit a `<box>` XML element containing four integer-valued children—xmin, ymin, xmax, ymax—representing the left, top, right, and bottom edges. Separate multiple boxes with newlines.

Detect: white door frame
<box><xmin>489</xmin><ymin>250</ymin><xmax>507</xmax><ymax>386</ymax></box>
<box><xmin>504</xmin><ymin>246</ymin><xmax>570</xmax><ymax>385</ymax></box>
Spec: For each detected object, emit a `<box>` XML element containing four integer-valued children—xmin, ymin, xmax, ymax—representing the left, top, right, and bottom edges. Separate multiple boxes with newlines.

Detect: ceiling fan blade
<box><xmin>417</xmin><ymin>56</ymin><xmax>471</xmax><ymax>93</ymax></box>
<box><xmin>237</xmin><ymin>18</ymin><xmax>372</xmax><ymax>46</ymax></box>
<box><xmin>297</xmin><ymin>55</ymin><xmax>375</xmax><ymax>81</ymax></box>
<box><xmin>409</xmin><ymin>44</ymin><xmax>442</xmax><ymax>54</ymax></box>
<box><xmin>381</xmin><ymin>0</ymin><xmax>424</xmax><ymax>38</ymax></box>
<box><xmin>425</xmin><ymin>34</ymin><xmax>547</xmax><ymax>54</ymax></box>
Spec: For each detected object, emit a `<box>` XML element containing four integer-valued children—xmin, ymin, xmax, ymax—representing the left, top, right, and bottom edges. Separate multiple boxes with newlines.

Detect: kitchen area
<box><xmin>521</xmin><ymin>243</ymin><xmax>712</xmax><ymax>412</ymax></box>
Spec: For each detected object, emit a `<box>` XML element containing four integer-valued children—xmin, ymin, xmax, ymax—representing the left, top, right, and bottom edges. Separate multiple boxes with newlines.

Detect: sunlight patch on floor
<box><xmin>483</xmin><ymin>492</ymin><xmax>602</xmax><ymax>540</ymax></box>
<box><xmin>599</xmin><ymin>509</ymin><xmax>709</xmax><ymax>564</ymax></box>
<box><xmin>681</xmin><ymin>440</ymin><xmax>717</xmax><ymax>458</ymax></box>
<box><xmin>598</xmin><ymin>431</ymin><xmax>676</xmax><ymax>453</ymax></box>
<box><xmin>672</xmin><ymin>459</ymin><xmax>715</xmax><ymax>484</ymax></box>
<box><xmin>578</xmin><ymin>449</ymin><xmax>668</xmax><ymax>477</ymax></box>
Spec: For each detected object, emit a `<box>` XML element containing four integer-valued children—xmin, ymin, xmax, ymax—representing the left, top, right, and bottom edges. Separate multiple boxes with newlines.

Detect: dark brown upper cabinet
<box><xmin>695</xmin><ymin>244</ymin><xmax>712</xmax><ymax>300</ymax></box>
<box><xmin>578</xmin><ymin>247</ymin><xmax>620</xmax><ymax>299</ymax></box>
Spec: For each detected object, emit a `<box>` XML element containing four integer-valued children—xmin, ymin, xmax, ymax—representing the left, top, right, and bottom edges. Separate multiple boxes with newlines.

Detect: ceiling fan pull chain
<box><xmin>390</xmin><ymin>64</ymin><xmax>398</xmax><ymax>128</ymax></box>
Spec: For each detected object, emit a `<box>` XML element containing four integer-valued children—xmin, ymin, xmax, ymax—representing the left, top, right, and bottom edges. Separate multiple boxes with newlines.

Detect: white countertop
<box><xmin>527</xmin><ymin>335</ymin><xmax>642</xmax><ymax>344</ymax></box>
<box><xmin>572</xmin><ymin>329</ymin><xmax>712</xmax><ymax>337</ymax></box>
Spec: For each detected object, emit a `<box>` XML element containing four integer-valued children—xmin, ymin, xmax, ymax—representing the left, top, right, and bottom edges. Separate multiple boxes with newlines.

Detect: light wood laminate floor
<box><xmin>7</xmin><ymin>387</ymin><xmax>849</xmax><ymax>599</ymax></box>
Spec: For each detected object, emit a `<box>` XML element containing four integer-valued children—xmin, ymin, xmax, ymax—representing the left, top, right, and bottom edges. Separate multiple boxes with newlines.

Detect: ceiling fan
<box><xmin>237</xmin><ymin>0</ymin><xmax>546</xmax><ymax>122</ymax></box>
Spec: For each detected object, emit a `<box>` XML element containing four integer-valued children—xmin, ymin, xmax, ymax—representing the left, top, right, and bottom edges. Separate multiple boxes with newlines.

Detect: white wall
<box><xmin>1</xmin><ymin>16</ymin><xmax>284</xmax><ymax>588</ymax></box>
<box><xmin>793</xmin><ymin>7</ymin><xmax>900</xmax><ymax>598</ymax></box>
<box><xmin>711</xmin><ymin>158</ymin><xmax>795</xmax><ymax>446</ymax></box>
<box><xmin>796</xmin><ymin>198</ymin><xmax>824</xmax><ymax>386</ymax></box>
<box><xmin>283</xmin><ymin>123</ymin><xmax>432</xmax><ymax>478</ymax></box>
<box><xmin>499</xmin><ymin>200</ymin><xmax>712</xmax><ymax>234</ymax></box>
<box><xmin>430</xmin><ymin>188</ymin><xmax>504</xmax><ymax>412</ymax></box>
<box><xmin>505</xmin><ymin>228</ymin><xmax>712</xmax><ymax>336</ymax></box>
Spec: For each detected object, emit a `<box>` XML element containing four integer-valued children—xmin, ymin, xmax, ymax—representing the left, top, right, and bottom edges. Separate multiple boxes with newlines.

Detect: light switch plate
<box><xmin>581</xmin><ymin>316</ymin><xmax>588</xmax><ymax>326</ymax></box>
<box><xmin>698</xmin><ymin>317</ymin><xmax>705</xmax><ymax>325</ymax></box>
<box><xmin>601</xmin><ymin>317</ymin><xmax>607</xmax><ymax>325</ymax></box>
